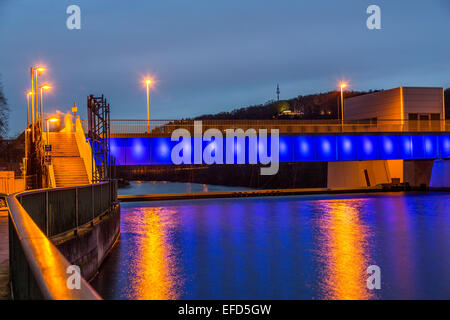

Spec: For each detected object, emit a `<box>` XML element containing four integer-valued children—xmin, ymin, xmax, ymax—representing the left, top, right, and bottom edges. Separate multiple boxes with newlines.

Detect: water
<box><xmin>119</xmin><ymin>181</ymin><xmax>252</xmax><ymax>195</ymax></box>
<box><xmin>91</xmin><ymin>183</ymin><xmax>450</xmax><ymax>300</ymax></box>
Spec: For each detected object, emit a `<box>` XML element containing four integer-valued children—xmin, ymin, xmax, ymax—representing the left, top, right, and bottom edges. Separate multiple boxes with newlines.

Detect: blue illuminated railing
<box><xmin>110</xmin><ymin>134</ymin><xmax>450</xmax><ymax>165</ymax></box>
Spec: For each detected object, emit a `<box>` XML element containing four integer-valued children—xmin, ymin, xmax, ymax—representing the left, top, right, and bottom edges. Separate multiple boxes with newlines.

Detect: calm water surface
<box><xmin>91</xmin><ymin>182</ymin><xmax>450</xmax><ymax>300</ymax></box>
<box><xmin>119</xmin><ymin>181</ymin><xmax>252</xmax><ymax>195</ymax></box>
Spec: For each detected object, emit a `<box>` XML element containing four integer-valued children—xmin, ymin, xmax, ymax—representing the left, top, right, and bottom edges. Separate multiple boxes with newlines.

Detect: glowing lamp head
<box><xmin>340</xmin><ymin>83</ymin><xmax>347</xmax><ymax>89</ymax></box>
<box><xmin>35</xmin><ymin>66</ymin><xmax>46</xmax><ymax>75</ymax></box>
<box><xmin>48</xmin><ymin>117</ymin><xmax>59</xmax><ymax>123</ymax></box>
<box><xmin>40</xmin><ymin>84</ymin><xmax>52</xmax><ymax>90</ymax></box>
<box><xmin>27</xmin><ymin>91</ymin><xmax>33</xmax><ymax>96</ymax></box>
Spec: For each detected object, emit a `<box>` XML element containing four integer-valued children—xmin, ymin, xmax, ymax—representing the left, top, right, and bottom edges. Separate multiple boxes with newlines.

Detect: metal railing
<box><xmin>81</xmin><ymin>119</ymin><xmax>450</xmax><ymax>137</ymax></box>
<box><xmin>17</xmin><ymin>181</ymin><xmax>117</xmax><ymax>238</ymax></box>
<box><xmin>6</xmin><ymin>180</ymin><xmax>118</xmax><ymax>299</ymax></box>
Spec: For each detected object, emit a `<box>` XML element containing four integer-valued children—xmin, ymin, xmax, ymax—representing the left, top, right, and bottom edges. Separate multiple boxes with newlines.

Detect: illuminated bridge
<box><xmin>83</xmin><ymin>120</ymin><xmax>450</xmax><ymax>165</ymax></box>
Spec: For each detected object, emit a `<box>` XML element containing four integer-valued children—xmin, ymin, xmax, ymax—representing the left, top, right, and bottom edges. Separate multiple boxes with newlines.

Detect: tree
<box><xmin>0</xmin><ymin>76</ymin><xmax>9</xmax><ymax>139</ymax></box>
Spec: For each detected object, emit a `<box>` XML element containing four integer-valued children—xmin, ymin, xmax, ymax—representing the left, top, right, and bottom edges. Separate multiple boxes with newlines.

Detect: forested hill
<box><xmin>194</xmin><ymin>90</ymin><xmax>378</xmax><ymax>120</ymax></box>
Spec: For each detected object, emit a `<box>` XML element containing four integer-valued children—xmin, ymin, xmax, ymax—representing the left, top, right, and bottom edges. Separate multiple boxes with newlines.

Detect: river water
<box><xmin>91</xmin><ymin>182</ymin><xmax>450</xmax><ymax>300</ymax></box>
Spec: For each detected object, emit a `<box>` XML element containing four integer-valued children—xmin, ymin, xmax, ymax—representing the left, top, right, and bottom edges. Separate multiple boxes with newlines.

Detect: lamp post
<box><xmin>39</xmin><ymin>84</ymin><xmax>52</xmax><ymax>117</ymax></box>
<box><xmin>26</xmin><ymin>91</ymin><xmax>33</xmax><ymax>128</ymax></box>
<box><xmin>145</xmin><ymin>79</ymin><xmax>152</xmax><ymax>133</ymax></box>
<box><xmin>34</xmin><ymin>67</ymin><xmax>45</xmax><ymax>124</ymax></box>
<box><xmin>25</xmin><ymin>91</ymin><xmax>33</xmax><ymax>168</ymax></box>
<box><xmin>39</xmin><ymin>84</ymin><xmax>52</xmax><ymax>142</ymax></box>
<box><xmin>339</xmin><ymin>83</ymin><xmax>347</xmax><ymax>128</ymax></box>
<box><xmin>30</xmin><ymin>66</ymin><xmax>45</xmax><ymax>141</ymax></box>
<box><xmin>46</xmin><ymin>117</ymin><xmax>59</xmax><ymax>146</ymax></box>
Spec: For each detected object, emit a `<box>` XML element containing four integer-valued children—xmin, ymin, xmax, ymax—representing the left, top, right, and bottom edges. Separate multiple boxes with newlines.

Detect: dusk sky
<box><xmin>1</xmin><ymin>0</ymin><xmax>449</xmax><ymax>137</ymax></box>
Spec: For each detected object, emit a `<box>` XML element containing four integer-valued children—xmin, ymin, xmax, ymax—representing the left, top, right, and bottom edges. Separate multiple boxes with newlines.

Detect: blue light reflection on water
<box><xmin>91</xmin><ymin>190</ymin><xmax>450</xmax><ymax>300</ymax></box>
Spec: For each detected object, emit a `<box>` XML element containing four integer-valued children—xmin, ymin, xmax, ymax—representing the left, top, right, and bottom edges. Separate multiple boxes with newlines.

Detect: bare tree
<box><xmin>0</xmin><ymin>75</ymin><xmax>9</xmax><ymax>139</ymax></box>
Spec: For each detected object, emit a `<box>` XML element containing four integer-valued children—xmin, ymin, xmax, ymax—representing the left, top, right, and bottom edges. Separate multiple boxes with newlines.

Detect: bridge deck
<box><xmin>0</xmin><ymin>208</ymin><xmax>9</xmax><ymax>300</ymax></box>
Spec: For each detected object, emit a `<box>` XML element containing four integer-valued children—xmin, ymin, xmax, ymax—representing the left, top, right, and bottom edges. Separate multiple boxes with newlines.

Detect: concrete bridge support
<box><xmin>430</xmin><ymin>160</ymin><xmax>450</xmax><ymax>189</ymax></box>
<box><xmin>328</xmin><ymin>159</ymin><xmax>448</xmax><ymax>189</ymax></box>
<box><xmin>327</xmin><ymin>160</ymin><xmax>403</xmax><ymax>189</ymax></box>
<box><xmin>403</xmin><ymin>160</ymin><xmax>434</xmax><ymax>188</ymax></box>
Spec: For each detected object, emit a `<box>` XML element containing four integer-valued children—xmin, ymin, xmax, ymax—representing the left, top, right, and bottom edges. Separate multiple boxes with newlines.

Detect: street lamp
<box><xmin>145</xmin><ymin>78</ymin><xmax>153</xmax><ymax>133</ymax></box>
<box><xmin>32</xmin><ymin>67</ymin><xmax>45</xmax><ymax>122</ymax></box>
<box><xmin>26</xmin><ymin>91</ymin><xmax>33</xmax><ymax>128</ymax></box>
<box><xmin>39</xmin><ymin>84</ymin><xmax>52</xmax><ymax>120</ymax></box>
<box><xmin>30</xmin><ymin>66</ymin><xmax>45</xmax><ymax>141</ymax></box>
<box><xmin>46</xmin><ymin>117</ymin><xmax>59</xmax><ymax>147</ymax></box>
<box><xmin>339</xmin><ymin>82</ymin><xmax>347</xmax><ymax>126</ymax></box>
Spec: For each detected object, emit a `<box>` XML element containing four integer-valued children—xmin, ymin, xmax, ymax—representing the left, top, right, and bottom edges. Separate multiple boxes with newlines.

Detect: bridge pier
<box><xmin>403</xmin><ymin>160</ymin><xmax>435</xmax><ymax>189</ymax></box>
<box><xmin>327</xmin><ymin>160</ymin><xmax>402</xmax><ymax>189</ymax></box>
<box><xmin>430</xmin><ymin>159</ymin><xmax>450</xmax><ymax>189</ymax></box>
<box><xmin>328</xmin><ymin>159</ymin><xmax>447</xmax><ymax>189</ymax></box>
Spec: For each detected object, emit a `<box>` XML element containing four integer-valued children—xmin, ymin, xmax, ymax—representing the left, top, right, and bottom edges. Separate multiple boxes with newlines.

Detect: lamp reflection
<box><xmin>132</xmin><ymin>206</ymin><xmax>183</xmax><ymax>300</ymax></box>
<box><xmin>316</xmin><ymin>199</ymin><xmax>374</xmax><ymax>300</ymax></box>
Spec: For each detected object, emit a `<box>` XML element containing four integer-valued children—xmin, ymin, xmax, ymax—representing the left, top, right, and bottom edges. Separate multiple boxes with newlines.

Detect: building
<box><xmin>344</xmin><ymin>87</ymin><xmax>445</xmax><ymax>121</ymax></box>
<box><xmin>328</xmin><ymin>86</ymin><xmax>447</xmax><ymax>189</ymax></box>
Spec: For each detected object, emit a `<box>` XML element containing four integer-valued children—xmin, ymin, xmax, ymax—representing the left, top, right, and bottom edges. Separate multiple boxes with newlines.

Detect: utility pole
<box><xmin>276</xmin><ymin>84</ymin><xmax>280</xmax><ymax>101</ymax></box>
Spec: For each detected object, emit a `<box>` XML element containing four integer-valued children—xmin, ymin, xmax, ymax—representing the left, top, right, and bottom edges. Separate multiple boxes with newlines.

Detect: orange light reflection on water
<box><xmin>316</xmin><ymin>199</ymin><xmax>374</xmax><ymax>300</ymax></box>
<box><xmin>131</xmin><ymin>206</ymin><xmax>183</xmax><ymax>300</ymax></box>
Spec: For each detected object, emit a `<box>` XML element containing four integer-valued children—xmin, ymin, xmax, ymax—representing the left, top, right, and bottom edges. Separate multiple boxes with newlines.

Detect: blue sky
<box><xmin>1</xmin><ymin>0</ymin><xmax>449</xmax><ymax>136</ymax></box>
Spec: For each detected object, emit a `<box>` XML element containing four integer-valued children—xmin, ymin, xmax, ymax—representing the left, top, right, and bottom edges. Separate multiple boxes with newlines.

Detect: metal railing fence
<box><xmin>17</xmin><ymin>180</ymin><xmax>117</xmax><ymax>238</ymax></box>
<box><xmin>7</xmin><ymin>192</ymin><xmax>103</xmax><ymax>300</ymax></box>
<box><xmin>6</xmin><ymin>181</ymin><xmax>118</xmax><ymax>299</ymax></box>
<box><xmin>81</xmin><ymin>119</ymin><xmax>450</xmax><ymax>136</ymax></box>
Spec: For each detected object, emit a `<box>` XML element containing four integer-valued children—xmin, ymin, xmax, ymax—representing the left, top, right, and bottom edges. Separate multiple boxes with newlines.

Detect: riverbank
<box><xmin>117</xmin><ymin>184</ymin><xmax>426</xmax><ymax>202</ymax></box>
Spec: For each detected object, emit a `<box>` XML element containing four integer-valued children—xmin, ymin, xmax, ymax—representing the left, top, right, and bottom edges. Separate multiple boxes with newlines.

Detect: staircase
<box><xmin>48</xmin><ymin>132</ymin><xmax>90</xmax><ymax>187</ymax></box>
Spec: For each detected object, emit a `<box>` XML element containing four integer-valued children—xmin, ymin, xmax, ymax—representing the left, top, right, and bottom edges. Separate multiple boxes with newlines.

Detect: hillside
<box><xmin>195</xmin><ymin>90</ymin><xmax>378</xmax><ymax>120</ymax></box>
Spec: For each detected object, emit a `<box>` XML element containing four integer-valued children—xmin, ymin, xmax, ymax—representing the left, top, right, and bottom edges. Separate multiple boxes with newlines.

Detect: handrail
<box><xmin>16</xmin><ymin>181</ymin><xmax>117</xmax><ymax>238</ymax></box>
<box><xmin>80</xmin><ymin>119</ymin><xmax>450</xmax><ymax>136</ymax></box>
<box><xmin>7</xmin><ymin>192</ymin><xmax>101</xmax><ymax>300</ymax></box>
<box><xmin>74</xmin><ymin>116</ymin><xmax>96</xmax><ymax>183</ymax></box>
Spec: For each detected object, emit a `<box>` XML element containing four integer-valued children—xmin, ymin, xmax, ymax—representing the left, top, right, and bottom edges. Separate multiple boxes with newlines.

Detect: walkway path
<box><xmin>0</xmin><ymin>206</ymin><xmax>10</xmax><ymax>300</ymax></box>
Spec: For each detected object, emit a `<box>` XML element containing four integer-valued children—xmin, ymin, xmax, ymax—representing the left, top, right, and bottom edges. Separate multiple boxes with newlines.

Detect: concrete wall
<box><xmin>54</xmin><ymin>204</ymin><xmax>120</xmax><ymax>281</ymax></box>
<box><xmin>0</xmin><ymin>172</ymin><xmax>25</xmax><ymax>194</ymax></box>
<box><xmin>403</xmin><ymin>160</ymin><xmax>435</xmax><ymax>188</ymax></box>
<box><xmin>74</xmin><ymin>117</ymin><xmax>95</xmax><ymax>183</ymax></box>
<box><xmin>344</xmin><ymin>87</ymin><xmax>444</xmax><ymax>121</ymax></box>
<box><xmin>344</xmin><ymin>88</ymin><xmax>402</xmax><ymax>121</ymax></box>
<box><xmin>386</xmin><ymin>159</ymin><xmax>404</xmax><ymax>183</ymax></box>
<box><xmin>328</xmin><ymin>159</ymin><xmax>444</xmax><ymax>189</ymax></box>
<box><xmin>327</xmin><ymin>160</ymin><xmax>391</xmax><ymax>188</ymax></box>
<box><xmin>403</xmin><ymin>87</ymin><xmax>444</xmax><ymax>120</ymax></box>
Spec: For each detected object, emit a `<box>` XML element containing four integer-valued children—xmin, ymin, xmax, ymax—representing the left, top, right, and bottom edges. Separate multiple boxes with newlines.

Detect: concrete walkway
<box><xmin>0</xmin><ymin>208</ymin><xmax>10</xmax><ymax>300</ymax></box>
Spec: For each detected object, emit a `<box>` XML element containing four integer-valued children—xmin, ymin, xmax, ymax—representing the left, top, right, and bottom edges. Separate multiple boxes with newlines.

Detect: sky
<box><xmin>0</xmin><ymin>0</ymin><xmax>449</xmax><ymax>137</ymax></box>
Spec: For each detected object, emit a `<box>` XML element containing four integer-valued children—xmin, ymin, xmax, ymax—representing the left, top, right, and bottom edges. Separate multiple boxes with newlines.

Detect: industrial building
<box><xmin>327</xmin><ymin>86</ymin><xmax>447</xmax><ymax>189</ymax></box>
<box><xmin>344</xmin><ymin>86</ymin><xmax>445</xmax><ymax>121</ymax></box>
